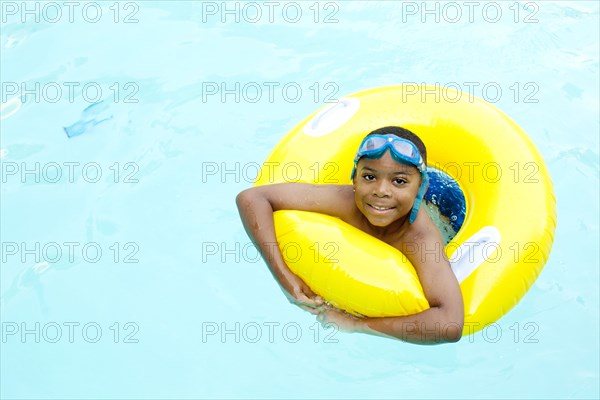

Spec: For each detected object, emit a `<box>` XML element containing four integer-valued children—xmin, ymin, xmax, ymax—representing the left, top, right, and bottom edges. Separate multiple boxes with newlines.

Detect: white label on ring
<box><xmin>302</xmin><ymin>97</ymin><xmax>360</xmax><ymax>137</ymax></box>
<box><xmin>449</xmin><ymin>226</ymin><xmax>502</xmax><ymax>283</ymax></box>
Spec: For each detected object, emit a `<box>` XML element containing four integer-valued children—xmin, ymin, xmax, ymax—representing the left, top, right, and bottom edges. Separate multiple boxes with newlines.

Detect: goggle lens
<box><xmin>359</xmin><ymin>137</ymin><xmax>387</xmax><ymax>153</ymax></box>
<box><xmin>391</xmin><ymin>139</ymin><xmax>418</xmax><ymax>160</ymax></box>
<box><xmin>355</xmin><ymin>135</ymin><xmax>423</xmax><ymax>170</ymax></box>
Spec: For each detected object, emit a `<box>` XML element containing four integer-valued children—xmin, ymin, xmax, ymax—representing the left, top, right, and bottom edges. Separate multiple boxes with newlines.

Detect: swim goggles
<box><xmin>351</xmin><ymin>134</ymin><xmax>429</xmax><ymax>224</ymax></box>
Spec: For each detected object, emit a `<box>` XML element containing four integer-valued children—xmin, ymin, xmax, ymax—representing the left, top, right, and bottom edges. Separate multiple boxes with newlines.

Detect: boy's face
<box><xmin>353</xmin><ymin>150</ymin><xmax>422</xmax><ymax>227</ymax></box>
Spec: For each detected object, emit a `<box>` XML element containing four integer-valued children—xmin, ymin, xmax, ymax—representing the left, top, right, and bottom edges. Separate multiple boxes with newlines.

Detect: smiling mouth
<box><xmin>368</xmin><ymin>204</ymin><xmax>395</xmax><ymax>212</ymax></box>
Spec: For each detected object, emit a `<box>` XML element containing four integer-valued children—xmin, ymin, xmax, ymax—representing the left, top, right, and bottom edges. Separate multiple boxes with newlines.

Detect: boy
<box><xmin>236</xmin><ymin>126</ymin><xmax>464</xmax><ymax>344</ymax></box>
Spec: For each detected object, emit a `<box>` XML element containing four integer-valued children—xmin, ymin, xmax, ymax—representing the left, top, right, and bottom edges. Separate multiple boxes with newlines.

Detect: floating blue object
<box><xmin>64</xmin><ymin>101</ymin><xmax>113</xmax><ymax>138</ymax></box>
<box><xmin>424</xmin><ymin>168</ymin><xmax>466</xmax><ymax>232</ymax></box>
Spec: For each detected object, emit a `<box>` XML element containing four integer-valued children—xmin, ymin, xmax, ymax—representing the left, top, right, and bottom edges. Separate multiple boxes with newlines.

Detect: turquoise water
<box><xmin>1</xmin><ymin>1</ymin><xmax>598</xmax><ymax>399</ymax></box>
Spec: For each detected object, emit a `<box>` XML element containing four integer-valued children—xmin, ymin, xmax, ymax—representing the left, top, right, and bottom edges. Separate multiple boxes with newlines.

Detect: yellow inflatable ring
<box><xmin>254</xmin><ymin>85</ymin><xmax>556</xmax><ymax>334</ymax></box>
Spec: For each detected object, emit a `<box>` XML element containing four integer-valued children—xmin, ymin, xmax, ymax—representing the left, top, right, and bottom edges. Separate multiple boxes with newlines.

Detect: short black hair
<box><xmin>365</xmin><ymin>126</ymin><xmax>427</xmax><ymax>166</ymax></box>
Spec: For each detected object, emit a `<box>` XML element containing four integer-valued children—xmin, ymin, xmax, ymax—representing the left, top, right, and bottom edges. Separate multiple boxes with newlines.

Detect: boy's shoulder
<box><xmin>398</xmin><ymin>209</ymin><xmax>443</xmax><ymax>248</ymax></box>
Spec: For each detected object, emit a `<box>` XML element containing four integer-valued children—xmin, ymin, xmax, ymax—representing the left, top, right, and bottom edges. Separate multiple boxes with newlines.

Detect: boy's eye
<box><xmin>394</xmin><ymin>178</ymin><xmax>407</xmax><ymax>185</ymax></box>
<box><xmin>362</xmin><ymin>174</ymin><xmax>375</xmax><ymax>181</ymax></box>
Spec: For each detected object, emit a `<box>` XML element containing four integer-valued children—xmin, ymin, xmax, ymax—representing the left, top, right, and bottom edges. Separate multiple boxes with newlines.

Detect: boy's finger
<box><xmin>298</xmin><ymin>296</ymin><xmax>320</xmax><ymax>307</ymax></box>
<box><xmin>292</xmin><ymin>294</ymin><xmax>319</xmax><ymax>308</ymax></box>
<box><xmin>316</xmin><ymin>311</ymin><xmax>327</xmax><ymax>324</ymax></box>
<box><xmin>299</xmin><ymin>305</ymin><xmax>320</xmax><ymax>315</ymax></box>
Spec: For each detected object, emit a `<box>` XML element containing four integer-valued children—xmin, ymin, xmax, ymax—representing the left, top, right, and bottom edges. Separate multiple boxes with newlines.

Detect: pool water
<box><xmin>1</xmin><ymin>1</ymin><xmax>598</xmax><ymax>399</ymax></box>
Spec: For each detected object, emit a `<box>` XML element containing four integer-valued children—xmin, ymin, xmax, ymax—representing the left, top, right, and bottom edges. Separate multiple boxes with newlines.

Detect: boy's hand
<box><xmin>317</xmin><ymin>306</ymin><xmax>360</xmax><ymax>332</ymax></box>
<box><xmin>284</xmin><ymin>274</ymin><xmax>325</xmax><ymax>310</ymax></box>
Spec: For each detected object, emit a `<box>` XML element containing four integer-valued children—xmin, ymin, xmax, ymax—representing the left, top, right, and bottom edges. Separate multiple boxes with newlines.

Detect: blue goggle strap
<box><xmin>409</xmin><ymin>172</ymin><xmax>429</xmax><ymax>224</ymax></box>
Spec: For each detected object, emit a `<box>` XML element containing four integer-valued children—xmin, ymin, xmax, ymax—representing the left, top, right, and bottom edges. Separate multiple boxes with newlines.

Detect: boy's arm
<box><xmin>319</xmin><ymin>209</ymin><xmax>464</xmax><ymax>344</ymax></box>
<box><xmin>236</xmin><ymin>183</ymin><xmax>351</xmax><ymax>308</ymax></box>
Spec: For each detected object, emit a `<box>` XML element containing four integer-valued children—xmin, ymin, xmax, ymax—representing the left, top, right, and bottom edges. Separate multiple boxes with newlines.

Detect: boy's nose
<box><xmin>373</xmin><ymin>181</ymin><xmax>391</xmax><ymax>197</ymax></box>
